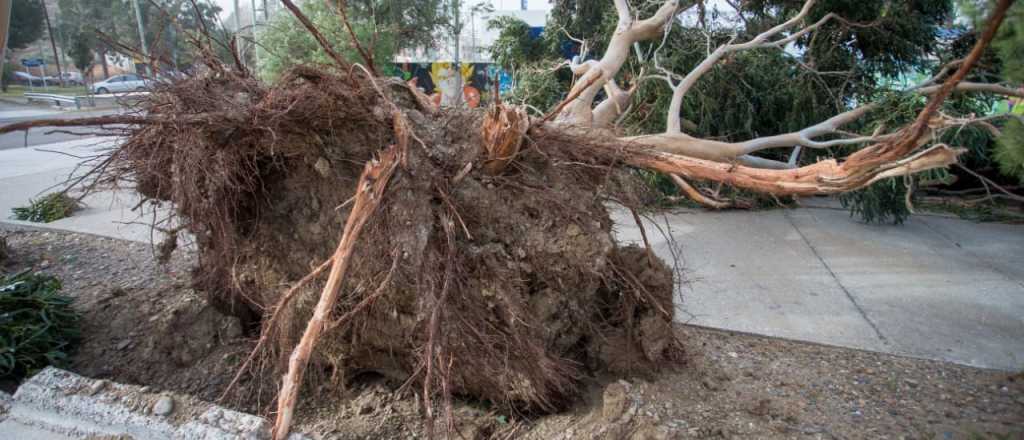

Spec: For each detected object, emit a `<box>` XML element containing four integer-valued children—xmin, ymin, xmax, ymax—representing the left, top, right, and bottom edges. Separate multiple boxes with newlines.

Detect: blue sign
<box><xmin>21</xmin><ymin>58</ymin><xmax>45</xmax><ymax>67</ymax></box>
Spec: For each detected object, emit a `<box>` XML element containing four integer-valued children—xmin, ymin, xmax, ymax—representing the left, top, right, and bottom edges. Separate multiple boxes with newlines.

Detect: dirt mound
<box><xmin>101</xmin><ymin>67</ymin><xmax>681</xmax><ymax>418</ymax></box>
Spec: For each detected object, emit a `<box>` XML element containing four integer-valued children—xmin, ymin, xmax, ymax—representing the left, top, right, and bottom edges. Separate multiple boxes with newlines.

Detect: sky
<box><xmin>211</xmin><ymin>0</ymin><xmax>552</xmax><ymax>20</ymax></box>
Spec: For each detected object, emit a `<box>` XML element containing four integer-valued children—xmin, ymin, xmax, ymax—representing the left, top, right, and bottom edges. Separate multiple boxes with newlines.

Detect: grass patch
<box><xmin>0</xmin><ymin>271</ymin><xmax>81</xmax><ymax>380</ymax></box>
<box><xmin>12</xmin><ymin>193</ymin><xmax>82</xmax><ymax>223</ymax></box>
<box><xmin>0</xmin><ymin>84</ymin><xmax>90</xmax><ymax>98</ymax></box>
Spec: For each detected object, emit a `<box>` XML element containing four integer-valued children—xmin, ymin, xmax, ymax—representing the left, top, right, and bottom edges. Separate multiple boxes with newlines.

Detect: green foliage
<box><xmin>995</xmin><ymin>119</ymin><xmax>1024</xmax><ymax>183</ymax></box>
<box><xmin>992</xmin><ymin>3</ymin><xmax>1024</xmax><ymax>83</ymax></box>
<box><xmin>502</xmin><ymin>63</ymin><xmax>567</xmax><ymax>114</ymax></box>
<box><xmin>1</xmin><ymin>63</ymin><xmax>14</xmax><ymax>93</ymax></box>
<box><xmin>10</xmin><ymin>0</ymin><xmax>46</xmax><ymax>50</ymax></box>
<box><xmin>57</xmin><ymin>0</ymin><xmax>225</xmax><ymax>76</ymax></box>
<box><xmin>488</xmin><ymin>16</ymin><xmax>544</xmax><ymax>72</ymax></box>
<box><xmin>839</xmin><ymin>177</ymin><xmax>914</xmax><ymax>225</ymax></box>
<box><xmin>257</xmin><ymin>1</ymin><xmax>396</xmax><ymax>81</ymax></box>
<box><xmin>67</xmin><ymin>32</ymin><xmax>96</xmax><ymax>73</ymax></box>
<box><xmin>0</xmin><ymin>272</ymin><xmax>81</xmax><ymax>381</ymax></box>
<box><xmin>346</xmin><ymin>0</ymin><xmax>449</xmax><ymax>51</ymax></box>
<box><xmin>12</xmin><ymin>193</ymin><xmax>82</xmax><ymax>223</ymax></box>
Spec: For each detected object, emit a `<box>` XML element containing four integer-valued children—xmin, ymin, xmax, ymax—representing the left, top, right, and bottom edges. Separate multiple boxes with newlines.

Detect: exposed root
<box><xmin>272</xmin><ymin>145</ymin><xmax>402</xmax><ymax>440</ymax></box>
<box><xmin>481</xmin><ymin>104</ymin><xmax>528</xmax><ymax>174</ymax></box>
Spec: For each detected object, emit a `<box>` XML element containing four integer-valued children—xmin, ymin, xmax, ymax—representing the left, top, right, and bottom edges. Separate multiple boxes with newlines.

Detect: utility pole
<box><xmin>233</xmin><ymin>0</ymin><xmax>241</xmax><ymax>33</ymax></box>
<box><xmin>250</xmin><ymin>0</ymin><xmax>260</xmax><ymax>72</ymax></box>
<box><xmin>130</xmin><ymin>0</ymin><xmax>150</xmax><ymax>76</ymax></box>
<box><xmin>451</xmin><ymin>0</ymin><xmax>462</xmax><ymax>107</ymax></box>
<box><xmin>40</xmin><ymin>0</ymin><xmax>65</xmax><ymax>87</ymax></box>
<box><xmin>55</xmin><ymin>12</ymin><xmax>70</xmax><ymax>78</ymax></box>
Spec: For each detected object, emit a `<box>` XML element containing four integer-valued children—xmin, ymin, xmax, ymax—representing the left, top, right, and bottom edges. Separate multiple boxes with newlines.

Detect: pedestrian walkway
<box><xmin>614</xmin><ymin>205</ymin><xmax>1024</xmax><ymax>371</ymax></box>
<box><xmin>0</xmin><ymin>137</ymin><xmax>157</xmax><ymax>243</ymax></box>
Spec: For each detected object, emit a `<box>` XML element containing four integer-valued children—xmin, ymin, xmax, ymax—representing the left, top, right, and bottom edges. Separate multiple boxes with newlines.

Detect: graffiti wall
<box><xmin>385</xmin><ymin>62</ymin><xmax>513</xmax><ymax>108</ymax></box>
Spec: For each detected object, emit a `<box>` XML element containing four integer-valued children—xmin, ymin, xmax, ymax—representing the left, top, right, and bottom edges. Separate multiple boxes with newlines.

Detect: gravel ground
<box><xmin>1</xmin><ymin>227</ymin><xmax>1021</xmax><ymax>439</ymax></box>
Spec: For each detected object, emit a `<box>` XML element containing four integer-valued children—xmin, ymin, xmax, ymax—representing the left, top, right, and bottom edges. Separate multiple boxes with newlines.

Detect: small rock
<box><xmin>905</xmin><ymin>379</ymin><xmax>919</xmax><ymax>388</ymax></box>
<box><xmin>602</xmin><ymin>382</ymin><xmax>631</xmax><ymax>423</ymax></box>
<box><xmin>39</xmin><ymin>260</ymin><xmax>51</xmax><ymax>269</ymax></box>
<box><xmin>117</xmin><ymin>340</ymin><xmax>131</xmax><ymax>350</ymax></box>
<box><xmin>139</xmin><ymin>386</ymin><xmax>152</xmax><ymax>393</ymax></box>
<box><xmin>727</xmin><ymin>352</ymin><xmax>738</xmax><ymax>358</ymax></box>
<box><xmin>153</xmin><ymin>396</ymin><xmax>175</xmax><ymax>416</ymax></box>
<box><xmin>87</xmin><ymin>380</ymin><xmax>107</xmax><ymax>396</ymax></box>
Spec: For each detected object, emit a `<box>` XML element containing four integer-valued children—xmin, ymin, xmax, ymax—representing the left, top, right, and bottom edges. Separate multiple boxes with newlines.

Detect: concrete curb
<box><xmin>0</xmin><ymin>219</ymin><xmax>153</xmax><ymax>244</ymax></box>
<box><xmin>0</xmin><ymin>367</ymin><xmax>309</xmax><ymax>439</ymax></box>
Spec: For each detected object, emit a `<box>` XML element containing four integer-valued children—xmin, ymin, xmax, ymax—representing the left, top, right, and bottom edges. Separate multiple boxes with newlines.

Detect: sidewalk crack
<box><xmin>918</xmin><ymin>217</ymin><xmax>1024</xmax><ymax>291</ymax></box>
<box><xmin>784</xmin><ymin>211</ymin><xmax>888</xmax><ymax>343</ymax></box>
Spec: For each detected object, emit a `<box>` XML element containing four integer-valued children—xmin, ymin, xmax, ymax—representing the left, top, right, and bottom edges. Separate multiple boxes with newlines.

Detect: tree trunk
<box><xmin>99</xmin><ymin>49</ymin><xmax>109</xmax><ymax>79</ymax></box>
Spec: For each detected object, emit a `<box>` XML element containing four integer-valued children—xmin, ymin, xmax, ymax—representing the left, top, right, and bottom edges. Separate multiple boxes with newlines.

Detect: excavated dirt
<box><xmin>105</xmin><ymin>69</ymin><xmax>679</xmax><ymax>413</ymax></box>
<box><xmin>2</xmin><ymin>228</ymin><xmax>1022</xmax><ymax>439</ymax></box>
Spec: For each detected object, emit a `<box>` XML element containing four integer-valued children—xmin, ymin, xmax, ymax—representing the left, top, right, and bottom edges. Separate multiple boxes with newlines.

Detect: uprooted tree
<box><xmin>0</xmin><ymin>0</ymin><xmax>1017</xmax><ymax>438</ymax></box>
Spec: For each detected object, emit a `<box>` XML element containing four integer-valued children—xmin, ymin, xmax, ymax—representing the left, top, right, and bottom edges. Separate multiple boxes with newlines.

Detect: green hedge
<box><xmin>0</xmin><ymin>271</ymin><xmax>81</xmax><ymax>380</ymax></box>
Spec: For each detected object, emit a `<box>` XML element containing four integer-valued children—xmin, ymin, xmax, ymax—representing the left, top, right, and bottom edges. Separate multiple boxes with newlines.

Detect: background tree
<box><xmin>67</xmin><ymin>32</ymin><xmax>95</xmax><ymax>79</ymax></box>
<box><xmin>1</xmin><ymin>0</ymin><xmax>46</xmax><ymax>91</ymax></box>
<box><xmin>258</xmin><ymin>1</ymin><xmax>397</xmax><ymax>80</ymax></box>
<box><xmin>57</xmin><ymin>0</ymin><xmax>120</xmax><ymax>79</ymax></box>
<box><xmin>9</xmin><ymin>0</ymin><xmax>45</xmax><ymax>50</ymax></box>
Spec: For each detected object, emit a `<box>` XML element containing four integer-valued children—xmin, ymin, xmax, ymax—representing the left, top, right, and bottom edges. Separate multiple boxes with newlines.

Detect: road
<box><xmin>0</xmin><ymin>101</ymin><xmax>127</xmax><ymax>150</ymax></box>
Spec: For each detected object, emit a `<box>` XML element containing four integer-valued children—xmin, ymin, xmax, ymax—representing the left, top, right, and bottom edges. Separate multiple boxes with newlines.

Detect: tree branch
<box><xmin>556</xmin><ymin>0</ymin><xmax>688</xmax><ymax>126</ymax></box>
<box><xmin>279</xmin><ymin>0</ymin><xmax>349</xmax><ymax>69</ymax></box>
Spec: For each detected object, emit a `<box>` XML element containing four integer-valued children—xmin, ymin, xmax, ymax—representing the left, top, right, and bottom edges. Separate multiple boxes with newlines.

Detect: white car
<box><xmin>60</xmin><ymin>72</ymin><xmax>84</xmax><ymax>85</ymax></box>
<box><xmin>90</xmin><ymin>74</ymin><xmax>149</xmax><ymax>94</ymax></box>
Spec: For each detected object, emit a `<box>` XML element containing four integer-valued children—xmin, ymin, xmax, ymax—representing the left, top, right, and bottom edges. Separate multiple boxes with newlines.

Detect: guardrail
<box><xmin>23</xmin><ymin>92</ymin><xmax>95</xmax><ymax>110</ymax></box>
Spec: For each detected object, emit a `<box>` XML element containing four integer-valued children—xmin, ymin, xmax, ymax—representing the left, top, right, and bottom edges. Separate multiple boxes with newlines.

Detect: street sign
<box><xmin>21</xmin><ymin>58</ymin><xmax>45</xmax><ymax>67</ymax></box>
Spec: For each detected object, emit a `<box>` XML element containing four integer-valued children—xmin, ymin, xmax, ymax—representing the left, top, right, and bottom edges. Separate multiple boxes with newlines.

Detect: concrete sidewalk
<box><xmin>614</xmin><ymin>205</ymin><xmax>1024</xmax><ymax>371</ymax></box>
<box><xmin>0</xmin><ymin>137</ymin><xmax>160</xmax><ymax>243</ymax></box>
<box><xmin>2</xmin><ymin>138</ymin><xmax>1022</xmax><ymax>371</ymax></box>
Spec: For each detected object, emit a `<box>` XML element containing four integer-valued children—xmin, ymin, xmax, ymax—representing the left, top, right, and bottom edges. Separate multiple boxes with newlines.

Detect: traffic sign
<box><xmin>21</xmin><ymin>58</ymin><xmax>45</xmax><ymax>67</ymax></box>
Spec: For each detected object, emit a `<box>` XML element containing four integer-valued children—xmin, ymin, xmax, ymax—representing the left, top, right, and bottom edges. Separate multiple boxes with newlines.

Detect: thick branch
<box><xmin>557</xmin><ymin>0</ymin><xmax>686</xmax><ymax>126</ymax></box>
<box><xmin>664</xmin><ymin>0</ymin><xmax>832</xmax><ymax>132</ymax></box>
<box><xmin>0</xmin><ymin>114</ymin><xmax>228</xmax><ymax>134</ymax></box>
<box><xmin>592</xmin><ymin>79</ymin><xmax>635</xmax><ymax>128</ymax></box>
<box><xmin>622</xmin><ymin>103</ymin><xmax>878</xmax><ymax>164</ymax></box>
<box><xmin>918</xmin><ymin>81</ymin><xmax>1024</xmax><ymax>98</ymax></box>
<box><xmin>271</xmin><ymin>145</ymin><xmax>401</xmax><ymax>440</ymax></box>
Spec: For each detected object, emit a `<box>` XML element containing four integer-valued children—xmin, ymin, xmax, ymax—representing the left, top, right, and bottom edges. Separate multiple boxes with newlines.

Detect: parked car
<box><xmin>13</xmin><ymin>71</ymin><xmax>44</xmax><ymax>86</ymax></box>
<box><xmin>60</xmin><ymin>72</ymin><xmax>84</xmax><ymax>85</ymax></box>
<box><xmin>89</xmin><ymin>74</ymin><xmax>150</xmax><ymax>94</ymax></box>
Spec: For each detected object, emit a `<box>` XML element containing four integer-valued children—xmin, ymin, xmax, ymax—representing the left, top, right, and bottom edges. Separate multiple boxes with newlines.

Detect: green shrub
<box><xmin>839</xmin><ymin>177</ymin><xmax>914</xmax><ymax>225</ymax></box>
<box><xmin>12</xmin><ymin>192</ymin><xmax>82</xmax><ymax>223</ymax></box>
<box><xmin>0</xmin><ymin>271</ymin><xmax>81</xmax><ymax>380</ymax></box>
<box><xmin>995</xmin><ymin>118</ymin><xmax>1024</xmax><ymax>184</ymax></box>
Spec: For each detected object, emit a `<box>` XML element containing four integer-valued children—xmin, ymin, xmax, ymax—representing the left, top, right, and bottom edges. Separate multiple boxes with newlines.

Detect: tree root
<box><xmin>271</xmin><ymin>144</ymin><xmax>402</xmax><ymax>440</ymax></box>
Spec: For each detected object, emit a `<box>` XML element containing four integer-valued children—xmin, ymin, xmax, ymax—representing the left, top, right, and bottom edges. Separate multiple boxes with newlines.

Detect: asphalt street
<box><xmin>0</xmin><ymin>101</ymin><xmax>127</xmax><ymax>150</ymax></box>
